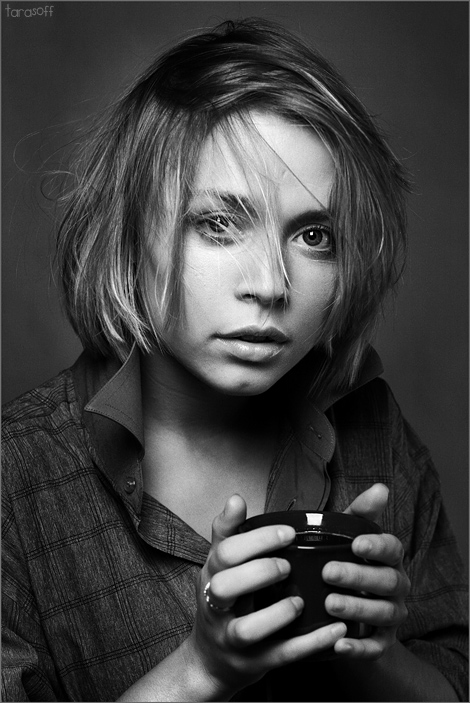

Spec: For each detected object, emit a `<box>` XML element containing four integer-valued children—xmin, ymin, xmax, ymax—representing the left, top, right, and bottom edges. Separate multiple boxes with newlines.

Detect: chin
<box><xmin>205</xmin><ymin>370</ymin><xmax>282</xmax><ymax>397</ymax></box>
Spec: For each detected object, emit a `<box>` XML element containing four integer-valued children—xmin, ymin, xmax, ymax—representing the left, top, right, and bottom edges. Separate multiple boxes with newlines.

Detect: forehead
<box><xmin>193</xmin><ymin>112</ymin><xmax>335</xmax><ymax>214</ymax></box>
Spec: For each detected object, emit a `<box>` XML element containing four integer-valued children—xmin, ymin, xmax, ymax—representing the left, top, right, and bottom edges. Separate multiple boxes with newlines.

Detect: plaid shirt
<box><xmin>2</xmin><ymin>347</ymin><xmax>468</xmax><ymax>701</ymax></box>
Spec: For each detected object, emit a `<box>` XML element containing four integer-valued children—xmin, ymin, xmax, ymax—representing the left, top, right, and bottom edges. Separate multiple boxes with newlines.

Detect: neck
<box><xmin>140</xmin><ymin>348</ymin><xmax>272</xmax><ymax>436</ymax></box>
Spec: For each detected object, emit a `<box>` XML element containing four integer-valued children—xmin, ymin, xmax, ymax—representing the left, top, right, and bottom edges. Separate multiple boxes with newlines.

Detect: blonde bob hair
<box><xmin>56</xmin><ymin>18</ymin><xmax>409</xmax><ymax>396</ymax></box>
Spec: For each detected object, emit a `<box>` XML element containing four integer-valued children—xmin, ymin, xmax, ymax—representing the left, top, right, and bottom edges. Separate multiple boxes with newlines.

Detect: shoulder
<box><xmin>342</xmin><ymin>378</ymin><xmax>436</xmax><ymax>465</ymax></box>
<box><xmin>2</xmin><ymin>367</ymin><xmax>79</xmax><ymax>442</ymax></box>
<box><xmin>326</xmin><ymin>377</ymin><xmax>441</xmax><ymax>511</ymax></box>
<box><xmin>330</xmin><ymin>376</ymin><xmax>436</xmax><ymax>469</ymax></box>
<box><xmin>2</xmin><ymin>368</ymin><xmax>91</xmax><ymax>493</ymax></box>
<box><xmin>324</xmin><ymin>379</ymin><xmax>446</xmax><ymax>554</ymax></box>
<box><xmin>3</xmin><ymin>368</ymin><xmax>74</xmax><ymax>426</ymax></box>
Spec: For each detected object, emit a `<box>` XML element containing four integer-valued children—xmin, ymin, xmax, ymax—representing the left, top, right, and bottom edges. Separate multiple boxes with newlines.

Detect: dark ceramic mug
<box><xmin>240</xmin><ymin>510</ymin><xmax>382</xmax><ymax>640</ymax></box>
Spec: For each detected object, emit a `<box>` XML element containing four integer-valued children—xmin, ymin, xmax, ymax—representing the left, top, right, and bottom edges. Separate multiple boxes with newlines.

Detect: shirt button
<box><xmin>124</xmin><ymin>477</ymin><xmax>136</xmax><ymax>494</ymax></box>
<box><xmin>309</xmin><ymin>425</ymin><xmax>322</xmax><ymax>440</ymax></box>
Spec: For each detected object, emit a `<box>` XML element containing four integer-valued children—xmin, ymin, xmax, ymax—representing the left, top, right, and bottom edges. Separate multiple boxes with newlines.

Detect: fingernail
<box><xmin>331</xmin><ymin>622</ymin><xmax>347</xmax><ymax>638</ymax></box>
<box><xmin>324</xmin><ymin>562</ymin><xmax>342</xmax><ymax>581</ymax></box>
<box><xmin>222</xmin><ymin>496</ymin><xmax>233</xmax><ymax>517</ymax></box>
<box><xmin>224</xmin><ymin>494</ymin><xmax>243</xmax><ymax>516</ymax></box>
<box><xmin>290</xmin><ymin>596</ymin><xmax>304</xmax><ymax>612</ymax></box>
<box><xmin>357</xmin><ymin>538</ymin><xmax>372</xmax><ymax>554</ymax></box>
<box><xmin>328</xmin><ymin>595</ymin><xmax>344</xmax><ymax>613</ymax></box>
<box><xmin>337</xmin><ymin>641</ymin><xmax>352</xmax><ymax>653</ymax></box>
<box><xmin>274</xmin><ymin>558</ymin><xmax>291</xmax><ymax>575</ymax></box>
<box><xmin>277</xmin><ymin>526</ymin><xmax>295</xmax><ymax>543</ymax></box>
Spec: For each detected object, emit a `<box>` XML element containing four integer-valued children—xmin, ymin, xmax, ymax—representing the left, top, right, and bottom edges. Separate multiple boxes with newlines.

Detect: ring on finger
<box><xmin>203</xmin><ymin>581</ymin><xmax>232</xmax><ymax>613</ymax></box>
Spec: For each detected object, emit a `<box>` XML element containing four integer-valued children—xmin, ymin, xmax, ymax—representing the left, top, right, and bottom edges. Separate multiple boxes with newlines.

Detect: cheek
<box><xmin>183</xmin><ymin>245</ymin><xmax>233</xmax><ymax>302</ymax></box>
<box><xmin>293</xmin><ymin>263</ymin><xmax>336</xmax><ymax>320</ymax></box>
<box><xmin>179</xmin><ymin>248</ymin><xmax>231</xmax><ymax>336</ymax></box>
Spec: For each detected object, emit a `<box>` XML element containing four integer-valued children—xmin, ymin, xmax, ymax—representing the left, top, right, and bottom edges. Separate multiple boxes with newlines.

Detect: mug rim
<box><xmin>240</xmin><ymin>510</ymin><xmax>382</xmax><ymax>539</ymax></box>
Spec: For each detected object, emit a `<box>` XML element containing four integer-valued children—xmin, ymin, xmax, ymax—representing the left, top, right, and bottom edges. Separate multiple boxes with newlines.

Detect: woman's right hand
<box><xmin>185</xmin><ymin>494</ymin><xmax>348</xmax><ymax>700</ymax></box>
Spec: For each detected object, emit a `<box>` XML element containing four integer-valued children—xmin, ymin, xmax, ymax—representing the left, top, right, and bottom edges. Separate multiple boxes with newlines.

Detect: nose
<box><xmin>235</xmin><ymin>245</ymin><xmax>288</xmax><ymax>307</ymax></box>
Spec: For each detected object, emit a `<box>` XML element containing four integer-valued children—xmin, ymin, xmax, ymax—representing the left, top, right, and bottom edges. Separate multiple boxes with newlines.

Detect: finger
<box><xmin>262</xmin><ymin>622</ymin><xmax>348</xmax><ymax>669</ymax></box>
<box><xmin>343</xmin><ymin>483</ymin><xmax>389</xmax><ymax>522</ymax></box>
<box><xmin>333</xmin><ymin>631</ymin><xmax>390</xmax><ymax>660</ymax></box>
<box><xmin>351</xmin><ymin>533</ymin><xmax>405</xmax><ymax>569</ymax></box>
<box><xmin>325</xmin><ymin>593</ymin><xmax>407</xmax><ymax>627</ymax></box>
<box><xmin>322</xmin><ymin>561</ymin><xmax>408</xmax><ymax>597</ymax></box>
<box><xmin>209</xmin><ymin>557</ymin><xmax>291</xmax><ymax>607</ymax></box>
<box><xmin>226</xmin><ymin>596</ymin><xmax>304</xmax><ymax>647</ymax></box>
<box><xmin>208</xmin><ymin>524</ymin><xmax>295</xmax><ymax>575</ymax></box>
<box><xmin>211</xmin><ymin>494</ymin><xmax>247</xmax><ymax>548</ymax></box>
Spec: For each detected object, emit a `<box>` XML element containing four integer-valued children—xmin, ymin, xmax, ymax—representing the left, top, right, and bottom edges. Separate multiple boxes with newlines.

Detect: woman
<box><xmin>2</xmin><ymin>18</ymin><xmax>467</xmax><ymax>702</ymax></box>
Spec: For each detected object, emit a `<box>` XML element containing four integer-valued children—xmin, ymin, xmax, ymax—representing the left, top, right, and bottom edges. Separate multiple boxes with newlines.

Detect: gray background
<box><xmin>3</xmin><ymin>1</ymin><xmax>468</xmax><ymax>563</ymax></box>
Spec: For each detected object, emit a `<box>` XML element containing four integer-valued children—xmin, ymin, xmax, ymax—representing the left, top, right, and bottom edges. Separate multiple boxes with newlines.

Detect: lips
<box><xmin>216</xmin><ymin>326</ymin><xmax>289</xmax><ymax>363</ymax></box>
<box><xmin>218</xmin><ymin>326</ymin><xmax>289</xmax><ymax>344</ymax></box>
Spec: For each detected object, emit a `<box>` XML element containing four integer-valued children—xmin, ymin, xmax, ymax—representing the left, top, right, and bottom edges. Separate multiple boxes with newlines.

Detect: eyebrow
<box><xmin>189</xmin><ymin>191</ymin><xmax>259</xmax><ymax>219</ymax></box>
<box><xmin>289</xmin><ymin>209</ymin><xmax>332</xmax><ymax>228</ymax></box>
<box><xmin>189</xmin><ymin>190</ymin><xmax>331</xmax><ymax>228</ymax></box>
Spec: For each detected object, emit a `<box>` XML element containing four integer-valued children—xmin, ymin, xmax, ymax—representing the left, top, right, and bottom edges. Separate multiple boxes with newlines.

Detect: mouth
<box><xmin>215</xmin><ymin>326</ymin><xmax>289</xmax><ymax>363</ymax></box>
<box><xmin>218</xmin><ymin>326</ymin><xmax>289</xmax><ymax>344</ymax></box>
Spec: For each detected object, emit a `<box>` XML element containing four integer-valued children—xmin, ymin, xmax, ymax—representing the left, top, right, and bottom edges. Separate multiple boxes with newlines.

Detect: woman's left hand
<box><xmin>322</xmin><ymin>483</ymin><xmax>410</xmax><ymax>660</ymax></box>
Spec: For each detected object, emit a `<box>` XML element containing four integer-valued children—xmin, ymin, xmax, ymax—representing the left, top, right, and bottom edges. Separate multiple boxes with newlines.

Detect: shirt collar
<box><xmin>270</xmin><ymin>345</ymin><xmax>383</xmax><ymax>461</ymax></box>
<box><xmin>72</xmin><ymin>344</ymin><xmax>383</xmax><ymax>503</ymax></box>
<box><xmin>78</xmin><ymin>344</ymin><xmax>382</xmax><ymax>430</ymax></box>
<box><xmin>71</xmin><ymin>347</ymin><xmax>145</xmax><ymax>517</ymax></box>
<box><xmin>83</xmin><ymin>346</ymin><xmax>144</xmax><ymax>446</ymax></box>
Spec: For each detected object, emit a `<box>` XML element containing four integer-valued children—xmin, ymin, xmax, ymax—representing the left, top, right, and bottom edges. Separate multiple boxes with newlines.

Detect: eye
<box><xmin>201</xmin><ymin>213</ymin><xmax>232</xmax><ymax>234</ymax></box>
<box><xmin>299</xmin><ymin>224</ymin><xmax>330</xmax><ymax>249</ymax></box>
<box><xmin>190</xmin><ymin>211</ymin><xmax>241</xmax><ymax>244</ymax></box>
<box><xmin>293</xmin><ymin>223</ymin><xmax>334</xmax><ymax>258</ymax></box>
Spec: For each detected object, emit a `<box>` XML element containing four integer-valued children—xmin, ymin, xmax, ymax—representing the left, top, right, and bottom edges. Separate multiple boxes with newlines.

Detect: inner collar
<box><xmin>79</xmin><ymin>343</ymin><xmax>383</xmax><ymax>463</ymax></box>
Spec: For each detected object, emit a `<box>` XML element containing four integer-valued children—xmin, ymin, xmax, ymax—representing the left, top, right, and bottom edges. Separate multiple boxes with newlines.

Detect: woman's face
<box><xmin>148</xmin><ymin>112</ymin><xmax>336</xmax><ymax>396</ymax></box>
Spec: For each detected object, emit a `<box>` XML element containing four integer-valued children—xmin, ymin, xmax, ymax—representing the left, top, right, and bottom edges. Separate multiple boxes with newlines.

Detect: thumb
<box><xmin>343</xmin><ymin>483</ymin><xmax>389</xmax><ymax>523</ymax></box>
<box><xmin>211</xmin><ymin>494</ymin><xmax>247</xmax><ymax>547</ymax></box>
